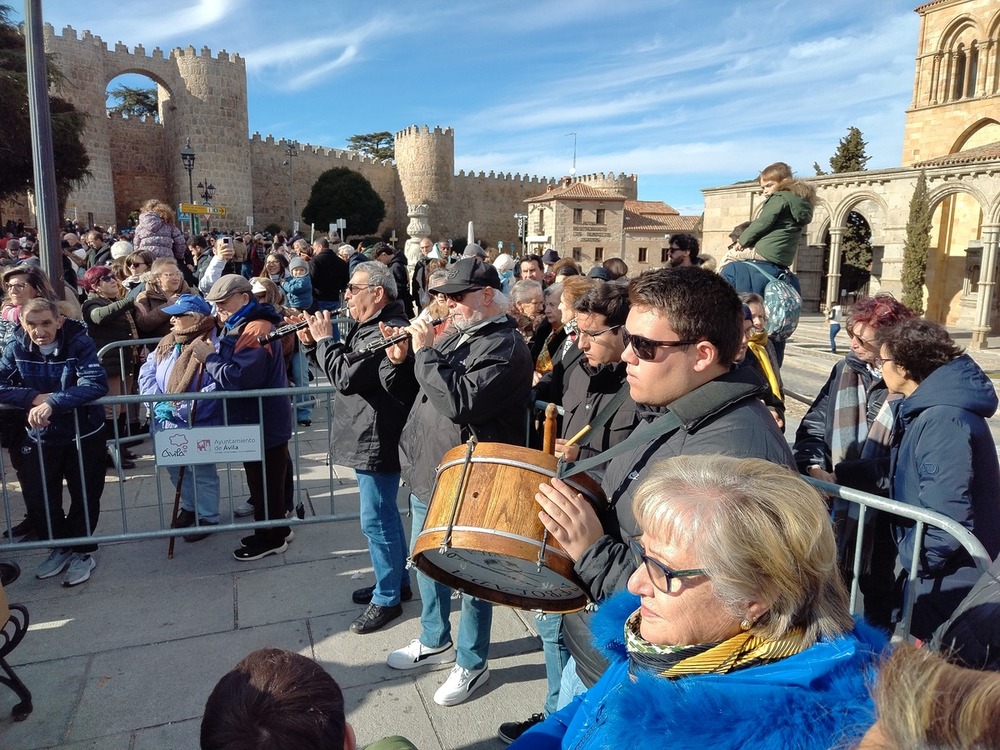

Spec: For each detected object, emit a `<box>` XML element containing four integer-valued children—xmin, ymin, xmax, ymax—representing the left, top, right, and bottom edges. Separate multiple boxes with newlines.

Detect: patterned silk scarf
<box><xmin>624</xmin><ymin>608</ymin><xmax>807</xmax><ymax>679</ymax></box>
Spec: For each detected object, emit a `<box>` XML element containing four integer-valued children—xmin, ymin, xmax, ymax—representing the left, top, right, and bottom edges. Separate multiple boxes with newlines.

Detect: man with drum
<box><xmin>380</xmin><ymin>256</ymin><xmax>532</xmax><ymax>707</ymax></box>
<box><xmin>532</xmin><ymin>266</ymin><xmax>796</xmax><ymax>708</ymax></box>
<box><xmin>300</xmin><ymin>261</ymin><xmax>417</xmax><ymax>635</ymax></box>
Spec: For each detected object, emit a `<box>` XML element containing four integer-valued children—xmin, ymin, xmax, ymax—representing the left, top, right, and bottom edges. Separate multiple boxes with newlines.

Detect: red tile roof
<box><xmin>915</xmin><ymin>141</ymin><xmax>1000</xmax><ymax>168</ymax></box>
<box><xmin>526</xmin><ymin>181</ymin><xmax>626</xmax><ymax>203</ymax></box>
<box><xmin>623</xmin><ymin>207</ymin><xmax>700</xmax><ymax>234</ymax></box>
<box><xmin>625</xmin><ymin>200</ymin><xmax>679</xmax><ymax>216</ymax></box>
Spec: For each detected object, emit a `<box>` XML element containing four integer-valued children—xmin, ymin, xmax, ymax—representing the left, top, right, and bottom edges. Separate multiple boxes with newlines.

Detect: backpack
<box><xmin>751</xmin><ymin>264</ymin><xmax>801</xmax><ymax>341</ymax></box>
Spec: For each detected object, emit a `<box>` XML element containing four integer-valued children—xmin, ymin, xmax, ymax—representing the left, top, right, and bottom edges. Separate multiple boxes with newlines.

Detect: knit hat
<box><xmin>289</xmin><ymin>256</ymin><xmax>309</xmax><ymax>273</ymax></box>
<box><xmin>493</xmin><ymin>253</ymin><xmax>515</xmax><ymax>274</ymax></box>
<box><xmin>111</xmin><ymin>240</ymin><xmax>134</xmax><ymax>259</ymax></box>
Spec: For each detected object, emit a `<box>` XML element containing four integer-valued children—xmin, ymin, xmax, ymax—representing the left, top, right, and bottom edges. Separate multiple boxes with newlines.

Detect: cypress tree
<box><xmin>829</xmin><ymin>127</ymin><xmax>870</xmax><ymax>173</ymax></box>
<box><xmin>901</xmin><ymin>171</ymin><xmax>931</xmax><ymax>314</ymax></box>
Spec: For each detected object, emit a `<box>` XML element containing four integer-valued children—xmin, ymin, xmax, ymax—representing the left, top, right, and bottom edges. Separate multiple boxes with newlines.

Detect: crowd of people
<box><xmin>3</xmin><ymin>160</ymin><xmax>1000</xmax><ymax>747</ymax></box>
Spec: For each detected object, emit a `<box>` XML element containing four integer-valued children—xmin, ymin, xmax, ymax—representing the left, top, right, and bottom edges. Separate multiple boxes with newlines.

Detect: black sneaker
<box><xmin>2</xmin><ymin>517</ymin><xmax>33</xmax><ymax>540</ymax></box>
<box><xmin>352</xmin><ymin>583</ymin><xmax>413</xmax><ymax>605</ymax></box>
<box><xmin>183</xmin><ymin>522</ymin><xmax>218</xmax><ymax>543</ymax></box>
<box><xmin>174</xmin><ymin>509</ymin><xmax>196</xmax><ymax>528</ymax></box>
<box><xmin>350</xmin><ymin>602</ymin><xmax>403</xmax><ymax>634</ymax></box>
<box><xmin>498</xmin><ymin>714</ymin><xmax>545</xmax><ymax>745</ymax></box>
<box><xmin>233</xmin><ymin>539</ymin><xmax>288</xmax><ymax>561</ymax></box>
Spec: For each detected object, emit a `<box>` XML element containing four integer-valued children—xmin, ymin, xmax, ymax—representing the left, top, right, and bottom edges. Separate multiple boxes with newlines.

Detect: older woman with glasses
<box><xmin>513</xmin><ymin>455</ymin><xmax>887</xmax><ymax>749</ymax></box>
<box><xmin>134</xmin><ymin>258</ymin><xmax>193</xmax><ymax>338</ymax></box>
<box><xmin>873</xmin><ymin>319</ymin><xmax>1000</xmax><ymax>640</ymax></box>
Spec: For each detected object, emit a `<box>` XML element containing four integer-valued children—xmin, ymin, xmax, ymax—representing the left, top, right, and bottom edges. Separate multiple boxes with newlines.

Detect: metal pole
<box><xmin>23</xmin><ymin>0</ymin><xmax>64</xmax><ymax>297</ymax></box>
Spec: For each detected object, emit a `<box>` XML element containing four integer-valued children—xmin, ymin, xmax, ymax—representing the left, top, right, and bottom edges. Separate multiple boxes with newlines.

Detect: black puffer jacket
<box><xmin>393</xmin><ymin>314</ymin><xmax>532</xmax><ymax>501</ymax></box>
<box><xmin>386</xmin><ymin>251</ymin><xmax>414</xmax><ymax>318</ymax></box>
<box><xmin>314</xmin><ymin>299</ymin><xmax>417</xmax><ymax>471</ymax></box>
<box><xmin>560</xmin><ymin>359</ymin><xmax>637</xmax><ymax>478</ymax></box>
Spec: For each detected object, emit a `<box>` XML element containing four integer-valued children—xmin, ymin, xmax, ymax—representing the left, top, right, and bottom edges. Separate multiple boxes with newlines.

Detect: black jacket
<box><xmin>313</xmin><ymin>300</ymin><xmax>417</xmax><ymax>471</ymax></box>
<box><xmin>386</xmin><ymin>251</ymin><xmax>414</xmax><ymax>318</ymax></box>
<box><xmin>392</xmin><ymin>314</ymin><xmax>532</xmax><ymax>501</ymax></box>
<box><xmin>311</xmin><ymin>249</ymin><xmax>349</xmax><ymax>304</ymax></box>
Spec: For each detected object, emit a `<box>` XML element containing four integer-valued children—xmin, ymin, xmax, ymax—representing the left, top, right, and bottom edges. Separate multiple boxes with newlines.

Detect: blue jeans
<box><xmin>556</xmin><ymin>655</ymin><xmax>587</xmax><ymax>711</ymax></box>
<box><xmin>315</xmin><ymin>299</ymin><xmax>341</xmax><ymax>342</ymax></box>
<box><xmin>356</xmin><ymin>470</ymin><xmax>410</xmax><ymax>607</ymax></box>
<box><xmin>167</xmin><ymin>463</ymin><xmax>220</xmax><ymax>524</ymax></box>
<box><xmin>536</xmin><ymin>613</ymin><xmax>568</xmax><ymax>715</ymax></box>
<box><xmin>289</xmin><ymin>346</ymin><xmax>312</xmax><ymax>422</ymax></box>
<box><xmin>829</xmin><ymin>322</ymin><xmax>841</xmax><ymax>352</ymax></box>
<box><xmin>409</xmin><ymin>493</ymin><xmax>493</xmax><ymax>670</ymax></box>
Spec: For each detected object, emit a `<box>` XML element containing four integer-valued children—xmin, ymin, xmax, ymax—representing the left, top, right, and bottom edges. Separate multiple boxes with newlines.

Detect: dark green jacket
<box><xmin>738</xmin><ymin>189</ymin><xmax>814</xmax><ymax>267</ymax></box>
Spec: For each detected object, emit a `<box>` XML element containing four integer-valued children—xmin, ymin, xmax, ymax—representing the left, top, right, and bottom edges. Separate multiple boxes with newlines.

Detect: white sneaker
<box><xmin>62</xmin><ymin>553</ymin><xmax>96</xmax><ymax>587</ymax></box>
<box><xmin>386</xmin><ymin>639</ymin><xmax>455</xmax><ymax>671</ymax></box>
<box><xmin>434</xmin><ymin>664</ymin><xmax>490</xmax><ymax>706</ymax></box>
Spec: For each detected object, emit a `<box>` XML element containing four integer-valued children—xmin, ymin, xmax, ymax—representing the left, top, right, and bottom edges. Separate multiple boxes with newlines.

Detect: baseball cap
<box><xmin>206</xmin><ymin>274</ymin><xmax>253</xmax><ymax>302</ymax></box>
<box><xmin>162</xmin><ymin>294</ymin><xmax>213</xmax><ymax>316</ymax></box>
<box><xmin>429</xmin><ymin>257</ymin><xmax>502</xmax><ymax>294</ymax></box>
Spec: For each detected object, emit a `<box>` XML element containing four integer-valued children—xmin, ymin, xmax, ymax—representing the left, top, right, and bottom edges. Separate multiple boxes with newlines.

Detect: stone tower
<box><xmin>41</xmin><ymin>25</ymin><xmax>252</xmax><ymax>228</ymax></box>
<box><xmin>902</xmin><ymin>0</ymin><xmax>1000</xmax><ymax>165</ymax></box>
<box><xmin>394</xmin><ymin>126</ymin><xmax>455</xmax><ymax>235</ymax></box>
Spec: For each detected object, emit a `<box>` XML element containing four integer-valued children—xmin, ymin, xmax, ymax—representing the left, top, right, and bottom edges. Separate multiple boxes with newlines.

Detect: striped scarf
<box><xmin>624</xmin><ymin>608</ymin><xmax>807</xmax><ymax>679</ymax></box>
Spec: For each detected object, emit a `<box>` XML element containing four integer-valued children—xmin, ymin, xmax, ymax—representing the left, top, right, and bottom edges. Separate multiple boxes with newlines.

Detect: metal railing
<box><xmin>805</xmin><ymin>477</ymin><xmax>992</xmax><ymax>641</ymax></box>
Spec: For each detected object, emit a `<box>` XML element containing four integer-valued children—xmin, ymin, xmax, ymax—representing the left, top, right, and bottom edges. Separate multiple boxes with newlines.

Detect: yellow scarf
<box><xmin>625</xmin><ymin>608</ymin><xmax>807</xmax><ymax>678</ymax></box>
<box><xmin>747</xmin><ymin>330</ymin><xmax>781</xmax><ymax>399</ymax></box>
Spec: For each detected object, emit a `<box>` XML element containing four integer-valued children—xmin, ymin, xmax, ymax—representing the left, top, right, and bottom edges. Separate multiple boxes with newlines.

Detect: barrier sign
<box><xmin>179</xmin><ymin>203</ymin><xmax>228</xmax><ymax>216</ymax></box>
<box><xmin>154</xmin><ymin>425</ymin><xmax>261</xmax><ymax>466</ymax></box>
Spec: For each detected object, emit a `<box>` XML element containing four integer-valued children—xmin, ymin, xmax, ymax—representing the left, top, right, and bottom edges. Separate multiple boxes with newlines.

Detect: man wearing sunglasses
<box><xmin>534</xmin><ymin>266</ymin><xmax>795</xmax><ymax>705</ymax></box>
<box><xmin>381</xmin><ymin>256</ymin><xmax>532</xmax><ymax>708</ymax></box>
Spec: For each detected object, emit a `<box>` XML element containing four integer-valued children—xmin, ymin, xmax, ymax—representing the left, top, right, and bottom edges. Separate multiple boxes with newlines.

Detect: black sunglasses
<box><xmin>621</xmin><ymin>327</ymin><xmax>699</xmax><ymax>361</ymax></box>
<box><xmin>627</xmin><ymin>538</ymin><xmax>707</xmax><ymax>593</ymax></box>
<box><xmin>440</xmin><ymin>287</ymin><xmax>482</xmax><ymax>303</ymax></box>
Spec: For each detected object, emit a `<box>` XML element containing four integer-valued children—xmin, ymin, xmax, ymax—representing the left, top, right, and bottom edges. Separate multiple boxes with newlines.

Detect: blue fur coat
<box><xmin>513</xmin><ymin>593</ymin><xmax>887</xmax><ymax>750</ymax></box>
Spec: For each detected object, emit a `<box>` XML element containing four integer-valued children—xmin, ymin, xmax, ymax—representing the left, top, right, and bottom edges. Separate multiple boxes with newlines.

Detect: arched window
<box><xmin>953</xmin><ymin>45</ymin><xmax>967</xmax><ymax>100</ymax></box>
<box><xmin>968</xmin><ymin>43</ymin><xmax>978</xmax><ymax>97</ymax></box>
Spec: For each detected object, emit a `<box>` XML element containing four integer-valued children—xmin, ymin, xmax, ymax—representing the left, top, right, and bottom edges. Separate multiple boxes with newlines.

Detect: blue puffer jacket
<box><xmin>514</xmin><ymin>593</ymin><xmax>887</xmax><ymax>750</ymax></box>
<box><xmin>889</xmin><ymin>354</ymin><xmax>1000</xmax><ymax>578</ymax></box>
<box><xmin>0</xmin><ymin>318</ymin><xmax>108</xmax><ymax>443</ymax></box>
<box><xmin>202</xmin><ymin>302</ymin><xmax>291</xmax><ymax>449</ymax></box>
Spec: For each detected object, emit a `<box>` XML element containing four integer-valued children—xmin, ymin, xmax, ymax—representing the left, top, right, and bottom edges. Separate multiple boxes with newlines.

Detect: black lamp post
<box><xmin>180</xmin><ymin>139</ymin><xmax>195</xmax><ymax>205</ymax></box>
<box><xmin>197</xmin><ymin>181</ymin><xmax>216</xmax><ymax>204</ymax></box>
<box><xmin>283</xmin><ymin>140</ymin><xmax>298</xmax><ymax>233</ymax></box>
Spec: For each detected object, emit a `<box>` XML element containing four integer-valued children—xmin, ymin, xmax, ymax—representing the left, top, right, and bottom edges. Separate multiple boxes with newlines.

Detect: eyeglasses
<box><xmin>577</xmin><ymin>324</ymin><xmax>622</xmax><ymax>341</ymax></box>
<box><xmin>98</xmin><ymin>275</ymin><xmax>116</xmax><ymax>283</ymax></box>
<box><xmin>346</xmin><ymin>283</ymin><xmax>375</xmax><ymax>294</ymax></box>
<box><xmin>5</xmin><ymin>282</ymin><xmax>29</xmax><ymax>291</ymax></box>
<box><xmin>159</xmin><ymin>272</ymin><xmax>181</xmax><ymax>279</ymax></box>
<box><xmin>128</xmin><ymin>262</ymin><xmax>146</xmax><ymax>268</ymax></box>
<box><xmin>621</xmin><ymin>327</ymin><xmax>699</xmax><ymax>361</ymax></box>
<box><xmin>849</xmin><ymin>330</ymin><xmax>873</xmax><ymax>347</ymax></box>
<box><xmin>442</xmin><ymin>287</ymin><xmax>482</xmax><ymax>303</ymax></box>
<box><xmin>874</xmin><ymin>356</ymin><xmax>894</xmax><ymax>368</ymax></box>
<box><xmin>627</xmin><ymin>538</ymin><xmax>707</xmax><ymax>593</ymax></box>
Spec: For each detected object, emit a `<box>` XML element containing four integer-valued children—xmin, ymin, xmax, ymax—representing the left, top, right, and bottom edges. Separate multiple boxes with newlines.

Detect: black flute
<box><xmin>344</xmin><ymin>318</ymin><xmax>445</xmax><ymax>364</ymax></box>
<box><xmin>256</xmin><ymin>308</ymin><xmax>347</xmax><ymax>346</ymax></box>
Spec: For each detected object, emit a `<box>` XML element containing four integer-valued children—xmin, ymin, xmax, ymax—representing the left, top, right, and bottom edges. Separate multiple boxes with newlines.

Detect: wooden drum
<box><xmin>411</xmin><ymin>441</ymin><xmax>606</xmax><ymax>613</ymax></box>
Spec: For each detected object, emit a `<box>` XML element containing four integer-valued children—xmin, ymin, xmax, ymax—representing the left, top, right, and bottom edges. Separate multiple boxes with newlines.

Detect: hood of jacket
<box><xmin>138</xmin><ymin>211</ymin><xmax>167</xmax><ymax>234</ymax></box>
<box><xmin>901</xmin><ymin>354</ymin><xmax>997</xmax><ymax>422</ymax></box>
<box><xmin>776</xmin><ymin>189</ymin><xmax>814</xmax><ymax>225</ymax></box>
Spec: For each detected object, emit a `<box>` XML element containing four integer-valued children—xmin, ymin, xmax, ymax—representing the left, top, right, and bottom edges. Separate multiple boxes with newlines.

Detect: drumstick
<box><xmin>563</xmin><ymin>424</ymin><xmax>591</xmax><ymax>449</ymax></box>
<box><xmin>542</xmin><ymin>403</ymin><xmax>559</xmax><ymax>455</ymax></box>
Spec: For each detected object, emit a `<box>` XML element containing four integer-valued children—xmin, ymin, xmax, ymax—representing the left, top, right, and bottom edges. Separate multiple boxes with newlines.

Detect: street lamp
<box><xmin>197</xmin><ymin>181</ymin><xmax>216</xmax><ymax>204</ymax></box>
<box><xmin>283</xmin><ymin>140</ymin><xmax>298</xmax><ymax>234</ymax></box>
<box><xmin>180</xmin><ymin>139</ymin><xmax>195</xmax><ymax>205</ymax></box>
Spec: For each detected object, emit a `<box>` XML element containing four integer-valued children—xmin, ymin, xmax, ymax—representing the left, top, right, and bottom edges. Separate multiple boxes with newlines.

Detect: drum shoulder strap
<box><xmin>558</xmin><ymin>367</ymin><xmax>767</xmax><ymax>481</ymax></box>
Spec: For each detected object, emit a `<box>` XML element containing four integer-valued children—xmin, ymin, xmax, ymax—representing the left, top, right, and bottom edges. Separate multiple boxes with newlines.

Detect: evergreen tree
<box><xmin>346</xmin><ymin>131</ymin><xmax>394</xmax><ymax>161</ymax></box>
<box><xmin>0</xmin><ymin>4</ymin><xmax>89</xmax><ymax>210</ymax></box>
<box><xmin>901</xmin><ymin>171</ymin><xmax>931</xmax><ymax>314</ymax></box>
<box><xmin>302</xmin><ymin>167</ymin><xmax>385</xmax><ymax>236</ymax></box>
<box><xmin>108</xmin><ymin>84</ymin><xmax>158</xmax><ymax>120</ymax></box>
<box><xmin>829</xmin><ymin>126</ymin><xmax>870</xmax><ymax>173</ymax></box>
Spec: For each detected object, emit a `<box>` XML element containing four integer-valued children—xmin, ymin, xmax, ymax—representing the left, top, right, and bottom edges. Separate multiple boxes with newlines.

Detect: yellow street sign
<box><xmin>179</xmin><ymin>203</ymin><xmax>228</xmax><ymax>216</ymax></box>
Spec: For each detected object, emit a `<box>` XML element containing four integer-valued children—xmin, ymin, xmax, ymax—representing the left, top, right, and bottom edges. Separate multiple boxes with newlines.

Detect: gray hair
<box><xmin>511</xmin><ymin>279</ymin><xmax>543</xmax><ymax>305</ymax></box>
<box><xmin>632</xmin><ymin>455</ymin><xmax>852</xmax><ymax>646</ymax></box>
<box><xmin>544</xmin><ymin>282</ymin><xmax>563</xmax><ymax>302</ymax></box>
<box><xmin>354</xmin><ymin>260</ymin><xmax>397</xmax><ymax>300</ymax></box>
<box><xmin>338</xmin><ymin>243</ymin><xmax>356</xmax><ymax>256</ymax></box>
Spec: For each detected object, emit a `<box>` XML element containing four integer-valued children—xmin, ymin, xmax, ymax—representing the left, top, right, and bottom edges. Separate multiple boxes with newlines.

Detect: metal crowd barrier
<box><xmin>0</xmin><ymin>384</ymin><xmax>352</xmax><ymax>552</ymax></box>
<box><xmin>805</xmin><ymin>477</ymin><xmax>992</xmax><ymax>642</ymax></box>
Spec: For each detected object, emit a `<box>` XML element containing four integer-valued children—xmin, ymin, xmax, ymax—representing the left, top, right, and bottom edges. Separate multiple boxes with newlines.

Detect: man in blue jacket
<box><xmin>0</xmin><ymin>298</ymin><xmax>108</xmax><ymax>586</ymax></box>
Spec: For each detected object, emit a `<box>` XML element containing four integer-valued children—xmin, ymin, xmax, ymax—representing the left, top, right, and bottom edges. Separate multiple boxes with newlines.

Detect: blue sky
<box><xmin>23</xmin><ymin>1</ymin><xmax>921</xmax><ymax>215</ymax></box>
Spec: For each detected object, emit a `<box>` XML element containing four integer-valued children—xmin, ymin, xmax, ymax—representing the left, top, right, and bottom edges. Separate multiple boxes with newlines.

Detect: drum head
<box><xmin>412</xmin><ymin>528</ymin><xmax>588</xmax><ymax>613</ymax></box>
